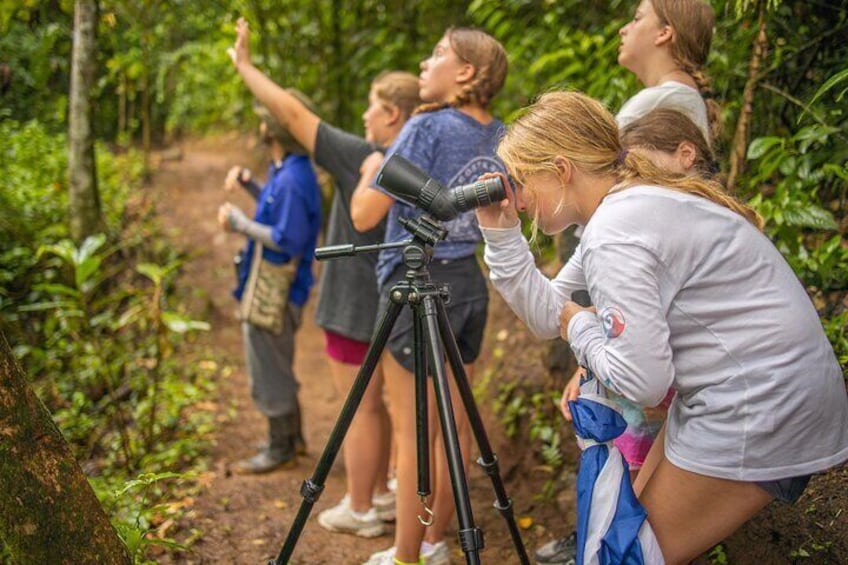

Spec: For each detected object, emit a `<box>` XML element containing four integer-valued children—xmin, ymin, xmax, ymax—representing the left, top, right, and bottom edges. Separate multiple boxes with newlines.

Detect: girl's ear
<box><xmin>677</xmin><ymin>141</ymin><xmax>698</xmax><ymax>171</ymax></box>
<box><xmin>385</xmin><ymin>103</ymin><xmax>402</xmax><ymax>126</ymax></box>
<box><xmin>456</xmin><ymin>62</ymin><xmax>476</xmax><ymax>85</ymax></box>
<box><xmin>554</xmin><ymin>156</ymin><xmax>573</xmax><ymax>185</ymax></box>
<box><xmin>655</xmin><ymin>24</ymin><xmax>674</xmax><ymax>47</ymax></box>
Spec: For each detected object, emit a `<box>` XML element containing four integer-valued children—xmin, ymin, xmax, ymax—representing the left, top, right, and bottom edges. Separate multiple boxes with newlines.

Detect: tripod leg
<box><xmin>421</xmin><ymin>296</ymin><xmax>482</xmax><ymax>565</ymax></box>
<box><xmin>270</xmin><ymin>300</ymin><xmax>403</xmax><ymax>565</ymax></box>
<box><xmin>434</xmin><ymin>298</ymin><xmax>531</xmax><ymax>565</ymax></box>
<box><xmin>413</xmin><ymin>306</ymin><xmax>432</xmax><ymax>517</ymax></box>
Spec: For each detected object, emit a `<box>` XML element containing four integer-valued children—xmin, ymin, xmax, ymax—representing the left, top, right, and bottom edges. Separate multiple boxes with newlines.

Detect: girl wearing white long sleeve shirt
<box><xmin>477</xmin><ymin>91</ymin><xmax>848</xmax><ymax>565</ymax></box>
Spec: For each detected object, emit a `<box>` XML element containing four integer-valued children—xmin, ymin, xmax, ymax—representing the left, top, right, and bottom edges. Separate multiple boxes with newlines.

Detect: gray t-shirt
<box><xmin>312</xmin><ymin>123</ymin><xmax>385</xmax><ymax>342</ymax></box>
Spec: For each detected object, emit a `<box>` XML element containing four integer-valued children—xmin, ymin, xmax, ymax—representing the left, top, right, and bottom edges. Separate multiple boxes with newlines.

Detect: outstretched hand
<box><xmin>474</xmin><ymin>172</ymin><xmax>520</xmax><ymax>229</ymax></box>
<box><xmin>227</xmin><ymin>17</ymin><xmax>251</xmax><ymax>69</ymax></box>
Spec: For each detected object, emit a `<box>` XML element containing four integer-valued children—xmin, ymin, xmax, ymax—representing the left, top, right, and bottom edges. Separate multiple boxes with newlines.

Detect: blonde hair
<box><xmin>370</xmin><ymin>71</ymin><xmax>422</xmax><ymax>120</ymax></box>
<box><xmin>498</xmin><ymin>91</ymin><xmax>762</xmax><ymax>232</ymax></box>
<box><xmin>415</xmin><ymin>27</ymin><xmax>508</xmax><ymax>115</ymax></box>
<box><xmin>620</xmin><ymin>108</ymin><xmax>716</xmax><ymax>178</ymax></box>
<box><xmin>651</xmin><ymin>0</ymin><xmax>721</xmax><ymax>141</ymax></box>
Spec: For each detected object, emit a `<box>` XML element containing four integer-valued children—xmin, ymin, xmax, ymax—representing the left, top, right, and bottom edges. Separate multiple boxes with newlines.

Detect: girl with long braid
<box><xmin>617</xmin><ymin>0</ymin><xmax>719</xmax><ymax>144</ymax></box>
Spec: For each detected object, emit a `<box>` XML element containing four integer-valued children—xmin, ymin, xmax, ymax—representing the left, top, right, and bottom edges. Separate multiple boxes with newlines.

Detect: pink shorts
<box><xmin>324</xmin><ymin>330</ymin><xmax>370</xmax><ymax>365</ymax></box>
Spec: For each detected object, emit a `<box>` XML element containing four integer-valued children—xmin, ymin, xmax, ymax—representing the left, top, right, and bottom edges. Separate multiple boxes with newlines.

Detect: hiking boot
<box><xmin>317</xmin><ymin>497</ymin><xmax>386</xmax><ymax>538</ymax></box>
<box><xmin>422</xmin><ymin>541</ymin><xmax>450</xmax><ymax>565</ymax></box>
<box><xmin>534</xmin><ymin>532</ymin><xmax>577</xmax><ymax>564</ymax></box>
<box><xmin>234</xmin><ymin>415</ymin><xmax>297</xmax><ymax>474</ymax></box>
<box><xmin>372</xmin><ymin>489</ymin><xmax>396</xmax><ymax>522</ymax></box>
<box><xmin>293</xmin><ymin>402</ymin><xmax>307</xmax><ymax>455</ymax></box>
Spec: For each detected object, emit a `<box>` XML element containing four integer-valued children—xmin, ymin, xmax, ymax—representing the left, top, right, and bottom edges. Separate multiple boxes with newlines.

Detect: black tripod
<box><xmin>270</xmin><ymin>214</ymin><xmax>529</xmax><ymax>564</ymax></box>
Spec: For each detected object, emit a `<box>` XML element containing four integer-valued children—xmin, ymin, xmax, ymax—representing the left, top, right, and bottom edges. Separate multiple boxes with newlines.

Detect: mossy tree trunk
<box><xmin>0</xmin><ymin>332</ymin><xmax>130</xmax><ymax>564</ymax></box>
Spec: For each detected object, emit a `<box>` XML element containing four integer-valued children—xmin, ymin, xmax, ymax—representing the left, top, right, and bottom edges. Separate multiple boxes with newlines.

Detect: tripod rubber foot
<box><xmin>458</xmin><ymin>527</ymin><xmax>485</xmax><ymax>552</ymax></box>
<box><xmin>300</xmin><ymin>479</ymin><xmax>324</xmax><ymax>504</ymax></box>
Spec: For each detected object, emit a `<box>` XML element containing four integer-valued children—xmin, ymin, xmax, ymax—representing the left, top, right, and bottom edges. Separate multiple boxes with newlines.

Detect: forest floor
<box><xmin>149</xmin><ymin>135</ymin><xmax>847</xmax><ymax>564</ymax></box>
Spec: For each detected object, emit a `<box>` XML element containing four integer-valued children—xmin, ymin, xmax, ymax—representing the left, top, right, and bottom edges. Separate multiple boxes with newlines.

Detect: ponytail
<box><xmin>651</xmin><ymin>0</ymin><xmax>721</xmax><ymax>143</ymax></box>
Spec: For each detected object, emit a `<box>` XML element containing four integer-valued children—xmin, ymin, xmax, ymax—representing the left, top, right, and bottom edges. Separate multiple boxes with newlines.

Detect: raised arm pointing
<box><xmin>228</xmin><ymin>17</ymin><xmax>320</xmax><ymax>154</ymax></box>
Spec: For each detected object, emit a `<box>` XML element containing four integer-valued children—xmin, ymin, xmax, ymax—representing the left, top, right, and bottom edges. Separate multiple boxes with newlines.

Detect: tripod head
<box><xmin>315</xmin><ymin>214</ymin><xmax>448</xmax><ymax>272</ymax></box>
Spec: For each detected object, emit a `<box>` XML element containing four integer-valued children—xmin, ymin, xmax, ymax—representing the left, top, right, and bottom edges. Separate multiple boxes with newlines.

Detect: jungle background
<box><xmin>1</xmin><ymin>0</ymin><xmax>847</xmax><ymax>563</ymax></box>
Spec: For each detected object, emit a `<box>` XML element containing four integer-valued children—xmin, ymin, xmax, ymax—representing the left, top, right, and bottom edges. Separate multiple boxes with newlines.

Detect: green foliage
<box><xmin>0</xmin><ymin>120</ymin><xmax>217</xmax><ymax>560</ymax></box>
<box><xmin>92</xmin><ymin>472</ymin><xmax>192</xmax><ymax>564</ymax></box>
<box><xmin>493</xmin><ymin>379</ymin><xmax>567</xmax><ymax>501</ymax></box>
<box><xmin>746</xmin><ymin>125</ymin><xmax>848</xmax><ymax>291</ymax></box>
<box><xmin>469</xmin><ymin>0</ymin><xmax>636</xmax><ymax>120</ymax></box>
<box><xmin>707</xmin><ymin>543</ymin><xmax>729</xmax><ymax>565</ymax></box>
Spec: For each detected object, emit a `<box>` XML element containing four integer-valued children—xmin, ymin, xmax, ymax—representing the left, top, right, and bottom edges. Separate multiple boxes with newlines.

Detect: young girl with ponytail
<box><xmin>478</xmin><ymin>90</ymin><xmax>848</xmax><ymax>565</ymax></box>
<box><xmin>351</xmin><ymin>27</ymin><xmax>508</xmax><ymax>565</ymax></box>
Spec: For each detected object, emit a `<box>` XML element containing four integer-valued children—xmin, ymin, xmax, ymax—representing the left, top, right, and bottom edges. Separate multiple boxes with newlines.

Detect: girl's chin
<box><xmin>541</xmin><ymin>220</ymin><xmax>580</xmax><ymax>236</ymax></box>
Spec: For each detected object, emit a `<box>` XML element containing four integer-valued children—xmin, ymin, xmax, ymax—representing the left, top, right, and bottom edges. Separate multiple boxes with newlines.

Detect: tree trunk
<box><xmin>0</xmin><ymin>333</ymin><xmax>130</xmax><ymax>564</ymax></box>
<box><xmin>727</xmin><ymin>7</ymin><xmax>768</xmax><ymax>194</ymax></box>
<box><xmin>68</xmin><ymin>0</ymin><xmax>103</xmax><ymax>242</ymax></box>
<box><xmin>330</xmin><ymin>0</ymin><xmax>348</xmax><ymax>130</ymax></box>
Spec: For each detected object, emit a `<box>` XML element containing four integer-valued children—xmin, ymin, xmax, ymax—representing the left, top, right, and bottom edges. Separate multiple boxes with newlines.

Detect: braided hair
<box><xmin>651</xmin><ymin>0</ymin><xmax>722</xmax><ymax>142</ymax></box>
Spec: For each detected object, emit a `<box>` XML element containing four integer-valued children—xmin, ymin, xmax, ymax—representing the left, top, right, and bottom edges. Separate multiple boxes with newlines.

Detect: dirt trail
<box><xmin>151</xmin><ymin>135</ymin><xmax>848</xmax><ymax>565</ymax></box>
<box><xmin>152</xmin><ymin>135</ymin><xmax>553</xmax><ymax>564</ymax></box>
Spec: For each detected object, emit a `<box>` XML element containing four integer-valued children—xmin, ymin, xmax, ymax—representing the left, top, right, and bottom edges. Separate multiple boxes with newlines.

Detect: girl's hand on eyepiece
<box><xmin>227</xmin><ymin>17</ymin><xmax>251</xmax><ymax>69</ymax></box>
<box><xmin>474</xmin><ymin>172</ymin><xmax>519</xmax><ymax>229</ymax></box>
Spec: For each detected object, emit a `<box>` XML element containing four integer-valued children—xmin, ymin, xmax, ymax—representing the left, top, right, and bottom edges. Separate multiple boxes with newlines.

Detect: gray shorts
<box><xmin>378</xmin><ymin>255</ymin><xmax>488</xmax><ymax>373</ymax></box>
<box><xmin>756</xmin><ymin>474</ymin><xmax>811</xmax><ymax>504</ymax></box>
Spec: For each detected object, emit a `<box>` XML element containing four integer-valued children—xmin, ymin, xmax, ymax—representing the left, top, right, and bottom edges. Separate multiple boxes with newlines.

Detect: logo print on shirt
<box><xmin>600</xmin><ymin>306</ymin><xmax>625</xmax><ymax>338</ymax></box>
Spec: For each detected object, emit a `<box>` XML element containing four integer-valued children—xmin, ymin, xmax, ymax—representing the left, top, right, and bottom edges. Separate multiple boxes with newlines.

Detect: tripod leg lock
<box><xmin>457</xmin><ymin>527</ymin><xmax>485</xmax><ymax>553</ymax></box>
<box><xmin>476</xmin><ymin>454</ymin><xmax>500</xmax><ymax>476</ymax></box>
<box><xmin>299</xmin><ymin>479</ymin><xmax>324</xmax><ymax>504</ymax></box>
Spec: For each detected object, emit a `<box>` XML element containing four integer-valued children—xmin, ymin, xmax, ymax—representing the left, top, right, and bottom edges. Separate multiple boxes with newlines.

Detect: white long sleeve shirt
<box><xmin>483</xmin><ymin>185</ymin><xmax>848</xmax><ymax>481</ymax></box>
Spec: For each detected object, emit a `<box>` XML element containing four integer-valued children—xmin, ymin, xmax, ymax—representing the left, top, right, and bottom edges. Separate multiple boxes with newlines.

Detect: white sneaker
<box><xmin>422</xmin><ymin>541</ymin><xmax>451</xmax><ymax>565</ymax></box>
<box><xmin>317</xmin><ymin>497</ymin><xmax>386</xmax><ymax>538</ymax></box>
<box><xmin>372</xmin><ymin>490</ymin><xmax>396</xmax><ymax>522</ymax></box>
<box><xmin>362</xmin><ymin>546</ymin><xmax>396</xmax><ymax>565</ymax></box>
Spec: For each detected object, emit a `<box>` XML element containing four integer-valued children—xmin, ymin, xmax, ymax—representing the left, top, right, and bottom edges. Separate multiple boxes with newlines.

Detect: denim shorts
<box><xmin>377</xmin><ymin>255</ymin><xmax>488</xmax><ymax>373</ymax></box>
<box><xmin>756</xmin><ymin>474</ymin><xmax>811</xmax><ymax>504</ymax></box>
